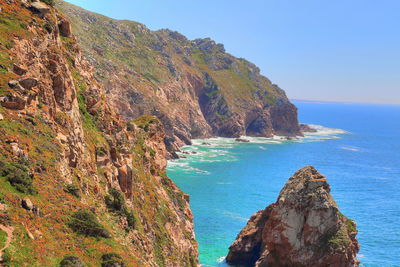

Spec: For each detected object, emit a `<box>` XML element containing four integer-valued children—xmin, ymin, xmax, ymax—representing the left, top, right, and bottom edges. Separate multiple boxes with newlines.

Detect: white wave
<box><xmin>216</xmin><ymin>256</ymin><xmax>226</xmax><ymax>263</ymax></box>
<box><xmin>340</xmin><ymin>146</ymin><xmax>360</xmax><ymax>152</ymax></box>
<box><xmin>168</xmin><ymin>124</ymin><xmax>348</xmax><ymax>172</ymax></box>
<box><xmin>219</xmin><ymin>210</ymin><xmax>248</xmax><ymax>222</ymax></box>
<box><xmin>304</xmin><ymin>124</ymin><xmax>348</xmax><ymax>136</ymax></box>
<box><xmin>167</xmin><ymin>161</ymin><xmax>189</xmax><ymax>168</ymax></box>
<box><xmin>375</xmin><ymin>177</ymin><xmax>389</xmax><ymax>181</ymax></box>
<box><xmin>217</xmin><ymin>182</ymin><xmax>232</xmax><ymax>185</ymax></box>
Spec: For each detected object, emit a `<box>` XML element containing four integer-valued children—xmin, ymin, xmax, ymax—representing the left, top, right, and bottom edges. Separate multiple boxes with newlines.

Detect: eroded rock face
<box><xmin>0</xmin><ymin>1</ymin><xmax>198</xmax><ymax>265</ymax></box>
<box><xmin>56</xmin><ymin>1</ymin><xmax>303</xmax><ymax>157</ymax></box>
<box><xmin>226</xmin><ymin>166</ymin><xmax>360</xmax><ymax>267</ymax></box>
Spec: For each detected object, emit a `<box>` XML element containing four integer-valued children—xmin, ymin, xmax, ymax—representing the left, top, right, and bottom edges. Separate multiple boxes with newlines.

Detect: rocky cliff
<box><xmin>55</xmin><ymin>0</ymin><xmax>302</xmax><ymax>157</ymax></box>
<box><xmin>0</xmin><ymin>0</ymin><xmax>197</xmax><ymax>266</ymax></box>
<box><xmin>226</xmin><ymin>166</ymin><xmax>360</xmax><ymax>267</ymax></box>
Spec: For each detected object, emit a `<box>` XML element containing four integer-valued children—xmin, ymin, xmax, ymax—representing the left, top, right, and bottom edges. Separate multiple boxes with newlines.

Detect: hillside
<box><xmin>0</xmin><ymin>0</ymin><xmax>197</xmax><ymax>266</ymax></box>
<box><xmin>56</xmin><ymin>0</ymin><xmax>302</xmax><ymax>157</ymax></box>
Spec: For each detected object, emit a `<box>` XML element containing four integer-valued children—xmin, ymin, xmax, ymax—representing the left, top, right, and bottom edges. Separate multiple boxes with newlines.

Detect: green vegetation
<box><xmin>345</xmin><ymin>218</ymin><xmax>357</xmax><ymax>233</ymax></box>
<box><xmin>327</xmin><ymin>225</ymin><xmax>349</xmax><ymax>249</ymax></box>
<box><xmin>64</xmin><ymin>184</ymin><xmax>81</xmax><ymax>199</ymax></box>
<box><xmin>67</xmin><ymin>210</ymin><xmax>110</xmax><ymax>238</ymax></box>
<box><xmin>205</xmin><ymin>89</ymin><xmax>219</xmax><ymax>98</ymax></box>
<box><xmin>0</xmin><ymin>229</ymin><xmax>7</xmax><ymax>249</ymax></box>
<box><xmin>101</xmin><ymin>253</ymin><xmax>125</xmax><ymax>267</ymax></box>
<box><xmin>339</xmin><ymin>212</ymin><xmax>357</xmax><ymax>233</ymax></box>
<box><xmin>0</xmin><ymin>161</ymin><xmax>37</xmax><ymax>194</ymax></box>
<box><xmin>0</xmin><ymin>64</ymin><xmax>7</xmax><ymax>74</ymax></box>
<box><xmin>60</xmin><ymin>256</ymin><xmax>85</xmax><ymax>267</ymax></box>
<box><xmin>105</xmin><ymin>188</ymin><xmax>125</xmax><ymax>211</ymax></box>
<box><xmin>41</xmin><ymin>0</ymin><xmax>55</xmax><ymax>6</ymax></box>
<box><xmin>133</xmin><ymin>115</ymin><xmax>158</xmax><ymax>132</ymax></box>
<box><xmin>2</xmin><ymin>248</ymin><xmax>12</xmax><ymax>265</ymax></box>
<box><xmin>105</xmin><ymin>188</ymin><xmax>136</xmax><ymax>229</ymax></box>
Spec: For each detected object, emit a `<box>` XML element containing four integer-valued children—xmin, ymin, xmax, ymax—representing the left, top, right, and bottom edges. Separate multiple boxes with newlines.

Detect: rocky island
<box><xmin>226</xmin><ymin>166</ymin><xmax>360</xmax><ymax>267</ymax></box>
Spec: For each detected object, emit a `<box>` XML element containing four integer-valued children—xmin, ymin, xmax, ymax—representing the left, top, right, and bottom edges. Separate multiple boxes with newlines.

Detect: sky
<box><xmin>64</xmin><ymin>0</ymin><xmax>400</xmax><ymax>104</ymax></box>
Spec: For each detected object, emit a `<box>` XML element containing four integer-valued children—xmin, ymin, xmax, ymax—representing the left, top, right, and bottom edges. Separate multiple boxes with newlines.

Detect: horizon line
<box><xmin>290</xmin><ymin>98</ymin><xmax>400</xmax><ymax>106</ymax></box>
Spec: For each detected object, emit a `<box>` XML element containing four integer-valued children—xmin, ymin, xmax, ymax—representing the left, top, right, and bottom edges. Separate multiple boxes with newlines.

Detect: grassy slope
<box><xmin>0</xmin><ymin>1</ymin><xmax>196</xmax><ymax>266</ymax></box>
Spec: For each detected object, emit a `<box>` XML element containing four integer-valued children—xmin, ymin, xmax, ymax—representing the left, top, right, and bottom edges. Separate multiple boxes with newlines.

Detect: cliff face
<box><xmin>55</xmin><ymin>0</ymin><xmax>302</xmax><ymax>156</ymax></box>
<box><xmin>0</xmin><ymin>1</ymin><xmax>197</xmax><ymax>266</ymax></box>
<box><xmin>226</xmin><ymin>166</ymin><xmax>360</xmax><ymax>267</ymax></box>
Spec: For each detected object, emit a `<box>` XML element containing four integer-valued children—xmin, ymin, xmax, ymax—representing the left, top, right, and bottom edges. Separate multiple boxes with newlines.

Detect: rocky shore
<box><xmin>56</xmin><ymin>0</ymin><xmax>303</xmax><ymax>157</ymax></box>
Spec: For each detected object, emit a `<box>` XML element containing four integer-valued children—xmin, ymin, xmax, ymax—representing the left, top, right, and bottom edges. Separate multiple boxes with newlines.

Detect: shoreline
<box><xmin>168</xmin><ymin>124</ymin><xmax>348</xmax><ymax>161</ymax></box>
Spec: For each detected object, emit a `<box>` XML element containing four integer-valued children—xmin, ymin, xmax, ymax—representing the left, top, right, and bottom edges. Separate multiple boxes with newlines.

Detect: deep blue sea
<box><xmin>167</xmin><ymin>101</ymin><xmax>400</xmax><ymax>267</ymax></box>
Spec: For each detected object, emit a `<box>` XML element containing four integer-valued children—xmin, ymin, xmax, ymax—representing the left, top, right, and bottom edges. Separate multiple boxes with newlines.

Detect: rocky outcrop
<box><xmin>300</xmin><ymin>123</ymin><xmax>318</xmax><ymax>133</ymax></box>
<box><xmin>56</xmin><ymin>1</ymin><xmax>303</xmax><ymax>157</ymax></box>
<box><xmin>0</xmin><ymin>1</ymin><xmax>197</xmax><ymax>266</ymax></box>
<box><xmin>226</xmin><ymin>166</ymin><xmax>359</xmax><ymax>267</ymax></box>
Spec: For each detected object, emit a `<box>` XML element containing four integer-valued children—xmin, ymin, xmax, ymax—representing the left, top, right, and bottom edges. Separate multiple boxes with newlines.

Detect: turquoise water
<box><xmin>167</xmin><ymin>101</ymin><xmax>400</xmax><ymax>267</ymax></box>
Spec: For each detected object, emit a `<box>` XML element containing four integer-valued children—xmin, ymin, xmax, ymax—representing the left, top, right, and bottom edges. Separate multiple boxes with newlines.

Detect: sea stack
<box><xmin>226</xmin><ymin>166</ymin><xmax>360</xmax><ymax>267</ymax></box>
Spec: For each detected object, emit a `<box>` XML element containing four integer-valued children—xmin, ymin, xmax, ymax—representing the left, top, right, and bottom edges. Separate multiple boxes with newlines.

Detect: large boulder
<box><xmin>226</xmin><ymin>166</ymin><xmax>360</xmax><ymax>267</ymax></box>
<box><xmin>21</xmin><ymin>197</ymin><xmax>34</xmax><ymax>211</ymax></box>
<box><xmin>29</xmin><ymin>1</ymin><xmax>51</xmax><ymax>17</ymax></box>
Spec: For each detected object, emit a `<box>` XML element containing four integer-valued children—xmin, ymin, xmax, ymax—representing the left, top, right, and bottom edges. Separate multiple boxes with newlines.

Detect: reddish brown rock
<box><xmin>58</xmin><ymin>19</ymin><xmax>71</xmax><ymax>37</ymax></box>
<box><xmin>0</xmin><ymin>1</ymin><xmax>198</xmax><ymax>265</ymax></box>
<box><xmin>13</xmin><ymin>64</ymin><xmax>28</xmax><ymax>75</ymax></box>
<box><xmin>226</xmin><ymin>166</ymin><xmax>360</xmax><ymax>267</ymax></box>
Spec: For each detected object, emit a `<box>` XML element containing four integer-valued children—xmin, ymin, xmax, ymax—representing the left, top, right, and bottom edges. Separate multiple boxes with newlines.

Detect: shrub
<box><xmin>125</xmin><ymin>210</ymin><xmax>136</xmax><ymax>229</ymax></box>
<box><xmin>0</xmin><ymin>161</ymin><xmax>37</xmax><ymax>194</ymax></box>
<box><xmin>64</xmin><ymin>184</ymin><xmax>81</xmax><ymax>199</ymax></box>
<box><xmin>105</xmin><ymin>188</ymin><xmax>125</xmax><ymax>211</ymax></box>
<box><xmin>105</xmin><ymin>189</ymin><xmax>136</xmax><ymax>230</ymax></box>
<box><xmin>101</xmin><ymin>253</ymin><xmax>125</xmax><ymax>267</ymax></box>
<box><xmin>41</xmin><ymin>0</ymin><xmax>55</xmax><ymax>6</ymax></box>
<box><xmin>60</xmin><ymin>256</ymin><xmax>85</xmax><ymax>267</ymax></box>
<box><xmin>2</xmin><ymin>248</ymin><xmax>11</xmax><ymax>264</ymax></box>
<box><xmin>67</xmin><ymin>210</ymin><xmax>110</xmax><ymax>238</ymax></box>
<box><xmin>133</xmin><ymin>115</ymin><xmax>157</xmax><ymax>132</ymax></box>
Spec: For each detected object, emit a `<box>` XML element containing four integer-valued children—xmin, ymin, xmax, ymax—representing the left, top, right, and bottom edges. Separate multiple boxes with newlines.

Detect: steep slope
<box><xmin>226</xmin><ymin>166</ymin><xmax>359</xmax><ymax>267</ymax></box>
<box><xmin>0</xmin><ymin>0</ymin><xmax>197</xmax><ymax>266</ymax></box>
<box><xmin>56</xmin><ymin>0</ymin><xmax>302</xmax><ymax>157</ymax></box>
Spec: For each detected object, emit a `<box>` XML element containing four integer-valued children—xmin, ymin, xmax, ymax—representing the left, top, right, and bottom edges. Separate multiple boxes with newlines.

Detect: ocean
<box><xmin>167</xmin><ymin>101</ymin><xmax>400</xmax><ymax>267</ymax></box>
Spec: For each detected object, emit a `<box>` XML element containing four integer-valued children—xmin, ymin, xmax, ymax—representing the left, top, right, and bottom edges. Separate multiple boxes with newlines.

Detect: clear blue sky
<box><xmin>65</xmin><ymin>0</ymin><xmax>400</xmax><ymax>104</ymax></box>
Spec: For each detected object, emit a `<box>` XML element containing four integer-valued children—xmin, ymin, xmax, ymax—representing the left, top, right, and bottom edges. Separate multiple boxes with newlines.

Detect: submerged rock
<box><xmin>226</xmin><ymin>166</ymin><xmax>360</xmax><ymax>267</ymax></box>
<box><xmin>235</xmin><ymin>138</ymin><xmax>250</xmax><ymax>143</ymax></box>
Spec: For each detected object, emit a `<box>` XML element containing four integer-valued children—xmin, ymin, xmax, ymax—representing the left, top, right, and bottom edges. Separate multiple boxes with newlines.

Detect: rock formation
<box><xmin>0</xmin><ymin>1</ymin><xmax>197</xmax><ymax>266</ymax></box>
<box><xmin>56</xmin><ymin>0</ymin><xmax>303</xmax><ymax>157</ymax></box>
<box><xmin>226</xmin><ymin>166</ymin><xmax>360</xmax><ymax>267</ymax></box>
